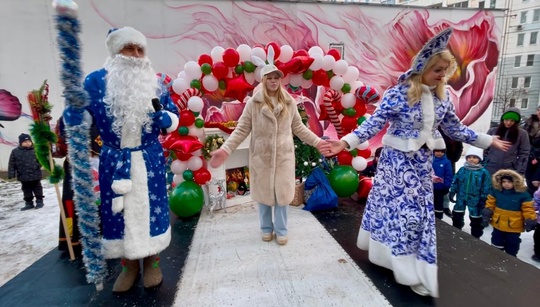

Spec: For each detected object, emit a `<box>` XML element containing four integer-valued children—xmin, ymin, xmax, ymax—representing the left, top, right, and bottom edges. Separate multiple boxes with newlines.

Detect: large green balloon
<box><xmin>328</xmin><ymin>166</ymin><xmax>359</xmax><ymax>197</ymax></box>
<box><xmin>169</xmin><ymin>181</ymin><xmax>205</xmax><ymax>218</ymax></box>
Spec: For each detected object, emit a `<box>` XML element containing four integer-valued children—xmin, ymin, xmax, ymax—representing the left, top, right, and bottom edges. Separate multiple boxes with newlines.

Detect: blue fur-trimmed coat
<box><xmin>84</xmin><ymin>69</ymin><xmax>178</xmax><ymax>259</ymax></box>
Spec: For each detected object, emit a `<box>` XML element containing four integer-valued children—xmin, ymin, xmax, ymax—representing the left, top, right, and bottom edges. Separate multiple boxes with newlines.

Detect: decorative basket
<box><xmin>290</xmin><ymin>182</ymin><xmax>305</xmax><ymax>206</ymax></box>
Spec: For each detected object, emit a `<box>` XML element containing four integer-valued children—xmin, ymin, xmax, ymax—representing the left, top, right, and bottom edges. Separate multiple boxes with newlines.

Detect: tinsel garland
<box><xmin>53</xmin><ymin>1</ymin><xmax>107</xmax><ymax>286</ymax></box>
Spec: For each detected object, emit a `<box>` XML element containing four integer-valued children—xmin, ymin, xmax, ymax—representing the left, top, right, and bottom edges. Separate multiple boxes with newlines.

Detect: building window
<box><xmin>527</xmin><ymin>54</ymin><xmax>535</xmax><ymax>66</ymax></box>
<box><xmin>490</xmin><ymin>0</ymin><xmax>496</xmax><ymax>8</ymax></box>
<box><xmin>534</xmin><ymin>9</ymin><xmax>540</xmax><ymax>22</ymax></box>
<box><xmin>521</xmin><ymin>98</ymin><xmax>529</xmax><ymax>109</ymax></box>
<box><xmin>479</xmin><ymin>1</ymin><xmax>485</xmax><ymax>8</ymax></box>
<box><xmin>515</xmin><ymin>55</ymin><xmax>522</xmax><ymax>67</ymax></box>
<box><xmin>518</xmin><ymin>33</ymin><xmax>525</xmax><ymax>46</ymax></box>
<box><xmin>524</xmin><ymin>76</ymin><xmax>532</xmax><ymax>87</ymax></box>
<box><xmin>510</xmin><ymin>98</ymin><xmax>517</xmax><ymax>107</ymax></box>
<box><xmin>512</xmin><ymin>77</ymin><xmax>519</xmax><ymax>88</ymax></box>
<box><xmin>521</xmin><ymin>11</ymin><xmax>528</xmax><ymax>24</ymax></box>
<box><xmin>531</xmin><ymin>32</ymin><xmax>538</xmax><ymax>44</ymax></box>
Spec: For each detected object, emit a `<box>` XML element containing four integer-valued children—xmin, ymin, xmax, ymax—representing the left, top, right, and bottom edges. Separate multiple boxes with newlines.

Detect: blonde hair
<box><xmin>261</xmin><ymin>73</ymin><xmax>289</xmax><ymax>116</ymax></box>
<box><xmin>407</xmin><ymin>50</ymin><xmax>456</xmax><ymax>106</ymax></box>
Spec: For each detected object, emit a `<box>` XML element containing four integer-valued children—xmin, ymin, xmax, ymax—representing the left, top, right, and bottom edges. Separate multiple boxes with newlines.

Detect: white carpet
<box><xmin>173</xmin><ymin>203</ymin><xmax>390</xmax><ymax>307</ymax></box>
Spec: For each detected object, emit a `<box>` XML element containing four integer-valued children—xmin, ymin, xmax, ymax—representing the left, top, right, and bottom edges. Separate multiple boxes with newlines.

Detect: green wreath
<box><xmin>202</xmin><ymin>134</ymin><xmax>225</xmax><ymax>160</ymax></box>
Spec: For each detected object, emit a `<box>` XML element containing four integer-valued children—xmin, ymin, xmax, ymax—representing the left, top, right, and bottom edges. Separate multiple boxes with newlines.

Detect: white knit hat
<box><xmin>465</xmin><ymin>146</ymin><xmax>484</xmax><ymax>161</ymax></box>
<box><xmin>105</xmin><ymin>27</ymin><xmax>147</xmax><ymax>57</ymax></box>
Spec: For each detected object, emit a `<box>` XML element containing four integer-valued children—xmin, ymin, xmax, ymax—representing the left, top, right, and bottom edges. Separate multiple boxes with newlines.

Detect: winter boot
<box><xmin>112</xmin><ymin>259</ymin><xmax>140</xmax><ymax>293</ymax></box>
<box><xmin>35</xmin><ymin>199</ymin><xmax>44</xmax><ymax>209</ymax></box>
<box><xmin>470</xmin><ymin>217</ymin><xmax>484</xmax><ymax>239</ymax></box>
<box><xmin>452</xmin><ymin>211</ymin><xmax>465</xmax><ymax>230</ymax></box>
<box><xmin>143</xmin><ymin>254</ymin><xmax>163</xmax><ymax>289</ymax></box>
<box><xmin>443</xmin><ymin>208</ymin><xmax>453</xmax><ymax>218</ymax></box>
<box><xmin>20</xmin><ymin>202</ymin><xmax>34</xmax><ymax>211</ymax></box>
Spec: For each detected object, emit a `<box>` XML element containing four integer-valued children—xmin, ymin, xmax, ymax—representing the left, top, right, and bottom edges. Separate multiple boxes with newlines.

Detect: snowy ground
<box><xmin>0</xmin><ymin>158</ymin><xmax>539</xmax><ymax>288</ymax></box>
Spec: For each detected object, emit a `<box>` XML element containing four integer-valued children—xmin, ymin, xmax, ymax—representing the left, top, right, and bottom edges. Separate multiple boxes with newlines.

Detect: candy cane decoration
<box><xmin>175</xmin><ymin>88</ymin><xmax>202</xmax><ymax>111</ymax></box>
<box><xmin>323</xmin><ymin>89</ymin><xmax>344</xmax><ymax>138</ymax></box>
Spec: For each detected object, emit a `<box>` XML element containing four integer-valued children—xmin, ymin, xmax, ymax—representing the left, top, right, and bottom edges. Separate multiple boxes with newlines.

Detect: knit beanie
<box><xmin>501</xmin><ymin>175</ymin><xmax>513</xmax><ymax>182</ymax></box>
<box><xmin>18</xmin><ymin>133</ymin><xmax>31</xmax><ymax>145</ymax></box>
<box><xmin>465</xmin><ymin>146</ymin><xmax>483</xmax><ymax>161</ymax></box>
<box><xmin>501</xmin><ymin>111</ymin><xmax>520</xmax><ymax>122</ymax></box>
<box><xmin>105</xmin><ymin>27</ymin><xmax>147</xmax><ymax>57</ymax></box>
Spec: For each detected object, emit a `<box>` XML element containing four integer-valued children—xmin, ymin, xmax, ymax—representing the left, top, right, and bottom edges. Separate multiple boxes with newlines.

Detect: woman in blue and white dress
<box><xmin>326</xmin><ymin>28</ymin><xmax>510</xmax><ymax>297</ymax></box>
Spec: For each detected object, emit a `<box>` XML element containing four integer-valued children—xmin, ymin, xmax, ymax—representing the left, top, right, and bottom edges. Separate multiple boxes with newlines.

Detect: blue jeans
<box><xmin>258</xmin><ymin>203</ymin><xmax>288</xmax><ymax>237</ymax></box>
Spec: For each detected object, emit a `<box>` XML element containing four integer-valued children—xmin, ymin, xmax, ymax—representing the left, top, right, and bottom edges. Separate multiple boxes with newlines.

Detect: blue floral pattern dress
<box><xmin>342</xmin><ymin>83</ymin><xmax>492</xmax><ymax>297</ymax></box>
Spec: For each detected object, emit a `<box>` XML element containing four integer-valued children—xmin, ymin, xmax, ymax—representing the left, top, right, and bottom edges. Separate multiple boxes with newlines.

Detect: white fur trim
<box><xmin>112</xmin><ymin>179</ymin><xmax>133</xmax><ymax>195</ymax></box>
<box><xmin>106</xmin><ymin>27</ymin><xmax>147</xmax><ymax>57</ymax></box>
<box><xmin>164</xmin><ymin>110</ymin><xmax>179</xmax><ymax>133</ymax></box>
<box><xmin>102</xmin><ymin>227</ymin><xmax>171</xmax><ymax>259</ymax></box>
<box><xmin>471</xmin><ymin>132</ymin><xmax>493</xmax><ymax>149</ymax></box>
<box><xmin>342</xmin><ymin>133</ymin><xmax>361</xmax><ymax>151</ymax></box>
<box><xmin>357</xmin><ymin>228</ymin><xmax>439</xmax><ymax>297</ymax></box>
<box><xmin>111</xmin><ymin>196</ymin><xmax>124</xmax><ymax>214</ymax></box>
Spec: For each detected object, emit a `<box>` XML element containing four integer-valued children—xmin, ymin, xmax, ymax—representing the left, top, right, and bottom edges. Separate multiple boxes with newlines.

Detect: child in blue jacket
<box><xmin>449</xmin><ymin>146</ymin><xmax>492</xmax><ymax>238</ymax></box>
<box><xmin>432</xmin><ymin>148</ymin><xmax>453</xmax><ymax>219</ymax></box>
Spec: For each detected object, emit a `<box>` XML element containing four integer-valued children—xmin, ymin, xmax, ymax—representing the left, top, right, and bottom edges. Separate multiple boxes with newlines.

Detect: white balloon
<box><xmin>332</xmin><ymin>60</ymin><xmax>349</xmax><ymax>76</ymax></box>
<box><xmin>357</xmin><ymin>140</ymin><xmax>370</xmax><ymax>150</ymax></box>
<box><xmin>343</xmin><ymin>66</ymin><xmax>360</xmax><ymax>84</ymax></box>
<box><xmin>350</xmin><ymin>80</ymin><xmax>364</xmax><ymax>92</ymax></box>
<box><xmin>301</xmin><ymin>78</ymin><xmax>313</xmax><ymax>89</ymax></box>
<box><xmin>211</xmin><ymin>46</ymin><xmax>225</xmax><ymax>63</ymax></box>
<box><xmin>173</xmin><ymin>174</ymin><xmax>185</xmax><ymax>184</ymax></box>
<box><xmin>244</xmin><ymin>72</ymin><xmax>256</xmax><ymax>85</ymax></box>
<box><xmin>187</xmin><ymin>124</ymin><xmax>204</xmax><ymax>139</ymax></box>
<box><xmin>352</xmin><ymin>156</ymin><xmax>368</xmax><ymax>172</ymax></box>
<box><xmin>171</xmin><ymin>159</ymin><xmax>188</xmax><ymax>175</ymax></box>
<box><xmin>309</xmin><ymin>53</ymin><xmax>324</xmax><ymax>71</ymax></box>
<box><xmin>279</xmin><ymin>45</ymin><xmax>294</xmax><ymax>62</ymax></box>
<box><xmin>202</xmin><ymin>75</ymin><xmax>219</xmax><ymax>92</ymax></box>
<box><xmin>188</xmin><ymin>96</ymin><xmax>204</xmax><ymax>112</ymax></box>
<box><xmin>172</xmin><ymin>78</ymin><xmax>190</xmax><ymax>95</ymax></box>
<box><xmin>192</xmin><ymin>149</ymin><xmax>203</xmax><ymax>157</ymax></box>
<box><xmin>252</xmin><ymin>47</ymin><xmax>267</xmax><ymax>62</ymax></box>
<box><xmin>341</xmin><ymin>93</ymin><xmax>356</xmax><ymax>109</ymax></box>
<box><xmin>177</xmin><ymin>71</ymin><xmax>186</xmax><ymax>79</ymax></box>
<box><xmin>254</xmin><ymin>66</ymin><xmax>263</xmax><ymax>83</ymax></box>
<box><xmin>329</xmin><ymin>76</ymin><xmax>345</xmax><ymax>91</ymax></box>
<box><xmin>282</xmin><ymin>74</ymin><xmax>290</xmax><ymax>86</ymax></box>
<box><xmin>184</xmin><ymin>61</ymin><xmax>202</xmax><ymax>80</ymax></box>
<box><xmin>308</xmin><ymin>46</ymin><xmax>324</xmax><ymax>56</ymax></box>
<box><xmin>237</xmin><ymin>44</ymin><xmax>252</xmax><ymax>62</ymax></box>
<box><xmin>322</xmin><ymin>55</ymin><xmax>336</xmax><ymax>71</ymax></box>
<box><xmin>187</xmin><ymin>156</ymin><xmax>203</xmax><ymax>171</ymax></box>
<box><xmin>289</xmin><ymin>74</ymin><xmax>303</xmax><ymax>87</ymax></box>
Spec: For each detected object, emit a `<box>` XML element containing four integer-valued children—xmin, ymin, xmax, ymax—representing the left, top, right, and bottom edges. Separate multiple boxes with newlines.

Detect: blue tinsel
<box><xmin>54</xmin><ymin>13</ymin><xmax>107</xmax><ymax>285</ymax></box>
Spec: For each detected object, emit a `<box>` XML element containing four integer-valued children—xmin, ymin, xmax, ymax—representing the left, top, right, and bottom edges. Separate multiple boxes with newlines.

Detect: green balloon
<box><xmin>235</xmin><ymin>64</ymin><xmax>244</xmax><ymax>75</ymax></box>
<box><xmin>169</xmin><ymin>181</ymin><xmax>204</xmax><ymax>218</ymax></box>
<box><xmin>328</xmin><ymin>166</ymin><xmax>359</xmax><ymax>197</ymax></box>
<box><xmin>183</xmin><ymin>169</ymin><xmax>194</xmax><ymax>181</ymax></box>
<box><xmin>244</xmin><ymin>61</ymin><xmax>255</xmax><ymax>73</ymax></box>
<box><xmin>342</xmin><ymin>108</ymin><xmax>357</xmax><ymax>117</ymax></box>
<box><xmin>195</xmin><ymin>118</ymin><xmax>205</xmax><ymax>128</ymax></box>
<box><xmin>201</xmin><ymin>63</ymin><xmax>212</xmax><ymax>75</ymax></box>
<box><xmin>350</xmin><ymin>149</ymin><xmax>358</xmax><ymax>157</ymax></box>
<box><xmin>218</xmin><ymin>80</ymin><xmax>227</xmax><ymax>90</ymax></box>
<box><xmin>341</xmin><ymin>83</ymin><xmax>351</xmax><ymax>93</ymax></box>
<box><xmin>326</xmin><ymin>70</ymin><xmax>335</xmax><ymax>79</ymax></box>
<box><xmin>190</xmin><ymin>79</ymin><xmax>201</xmax><ymax>90</ymax></box>
<box><xmin>303</xmin><ymin>69</ymin><xmax>313</xmax><ymax>80</ymax></box>
<box><xmin>193</xmin><ymin>112</ymin><xmax>200</xmax><ymax>117</ymax></box>
<box><xmin>357</xmin><ymin>116</ymin><xmax>367</xmax><ymax>125</ymax></box>
<box><xmin>178</xmin><ymin>126</ymin><xmax>189</xmax><ymax>135</ymax></box>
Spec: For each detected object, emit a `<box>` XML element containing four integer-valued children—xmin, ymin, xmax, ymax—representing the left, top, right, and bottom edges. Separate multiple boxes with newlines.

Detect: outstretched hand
<box><xmin>209</xmin><ymin>148</ymin><xmax>229</xmax><ymax>168</ymax></box>
<box><xmin>323</xmin><ymin>139</ymin><xmax>348</xmax><ymax>157</ymax></box>
<box><xmin>491</xmin><ymin>135</ymin><xmax>511</xmax><ymax>151</ymax></box>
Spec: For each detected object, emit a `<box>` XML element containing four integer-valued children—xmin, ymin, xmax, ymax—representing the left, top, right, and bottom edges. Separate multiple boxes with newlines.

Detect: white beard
<box><xmin>103</xmin><ymin>55</ymin><xmax>160</xmax><ymax>138</ymax></box>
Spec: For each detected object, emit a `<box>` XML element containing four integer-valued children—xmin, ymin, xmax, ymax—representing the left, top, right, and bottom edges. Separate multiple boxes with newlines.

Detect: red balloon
<box><xmin>312</xmin><ymin>69</ymin><xmax>328</xmax><ymax>86</ymax></box>
<box><xmin>293</xmin><ymin>49</ymin><xmax>309</xmax><ymax>57</ymax></box>
<box><xmin>357</xmin><ymin>148</ymin><xmax>372</xmax><ymax>159</ymax></box>
<box><xmin>327</xmin><ymin>49</ymin><xmax>341</xmax><ymax>61</ymax></box>
<box><xmin>336</xmin><ymin>150</ymin><xmax>353</xmax><ymax>166</ymax></box>
<box><xmin>354</xmin><ymin>101</ymin><xmax>367</xmax><ymax>118</ymax></box>
<box><xmin>275</xmin><ymin>56</ymin><xmax>315</xmax><ymax>75</ymax></box>
<box><xmin>193</xmin><ymin>168</ymin><xmax>212</xmax><ymax>185</ymax></box>
<box><xmin>223</xmin><ymin>48</ymin><xmax>240</xmax><ymax>68</ymax></box>
<box><xmin>224</xmin><ymin>75</ymin><xmax>254</xmax><ymax>102</ymax></box>
<box><xmin>341</xmin><ymin>116</ymin><xmax>358</xmax><ymax>133</ymax></box>
<box><xmin>163</xmin><ymin>133</ymin><xmax>203</xmax><ymax>154</ymax></box>
<box><xmin>179</xmin><ymin>110</ymin><xmax>196</xmax><ymax>126</ymax></box>
<box><xmin>357</xmin><ymin>176</ymin><xmax>372</xmax><ymax>199</ymax></box>
<box><xmin>266</xmin><ymin>42</ymin><xmax>281</xmax><ymax>60</ymax></box>
<box><xmin>176</xmin><ymin>151</ymin><xmax>192</xmax><ymax>161</ymax></box>
<box><xmin>198</xmin><ymin>54</ymin><xmax>213</xmax><ymax>66</ymax></box>
<box><xmin>212</xmin><ymin>62</ymin><xmax>228</xmax><ymax>80</ymax></box>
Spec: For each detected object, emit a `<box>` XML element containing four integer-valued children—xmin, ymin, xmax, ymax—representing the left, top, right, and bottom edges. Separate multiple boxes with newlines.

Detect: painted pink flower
<box><xmin>0</xmin><ymin>89</ymin><xmax>22</xmax><ymax>122</ymax></box>
<box><xmin>204</xmin><ymin>100</ymin><xmax>246</xmax><ymax>123</ymax></box>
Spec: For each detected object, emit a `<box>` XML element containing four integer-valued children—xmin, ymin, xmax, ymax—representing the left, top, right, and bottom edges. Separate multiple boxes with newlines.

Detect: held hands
<box><xmin>491</xmin><ymin>135</ymin><xmax>512</xmax><ymax>151</ymax></box>
<box><xmin>324</xmin><ymin>139</ymin><xmax>348</xmax><ymax>157</ymax></box>
<box><xmin>209</xmin><ymin>148</ymin><xmax>229</xmax><ymax>168</ymax></box>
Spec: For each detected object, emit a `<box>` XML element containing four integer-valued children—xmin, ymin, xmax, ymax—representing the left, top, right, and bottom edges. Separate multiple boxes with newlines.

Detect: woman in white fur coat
<box><xmin>210</xmin><ymin>64</ymin><xmax>329</xmax><ymax>245</ymax></box>
<box><xmin>326</xmin><ymin>28</ymin><xmax>510</xmax><ymax>297</ymax></box>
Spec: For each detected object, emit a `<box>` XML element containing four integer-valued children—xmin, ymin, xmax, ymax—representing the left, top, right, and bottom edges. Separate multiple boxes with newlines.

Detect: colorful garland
<box><xmin>202</xmin><ymin>134</ymin><xmax>225</xmax><ymax>160</ymax></box>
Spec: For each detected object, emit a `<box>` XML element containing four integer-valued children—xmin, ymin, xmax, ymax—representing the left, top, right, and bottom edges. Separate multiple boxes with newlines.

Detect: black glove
<box><xmin>449</xmin><ymin>193</ymin><xmax>456</xmax><ymax>203</ymax></box>
<box><xmin>481</xmin><ymin>208</ymin><xmax>493</xmax><ymax>227</ymax></box>
<box><xmin>525</xmin><ymin>219</ymin><xmax>537</xmax><ymax>232</ymax></box>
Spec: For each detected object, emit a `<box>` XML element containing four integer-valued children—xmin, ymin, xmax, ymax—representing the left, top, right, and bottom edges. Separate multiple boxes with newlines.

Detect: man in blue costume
<box><xmin>80</xmin><ymin>27</ymin><xmax>179</xmax><ymax>292</ymax></box>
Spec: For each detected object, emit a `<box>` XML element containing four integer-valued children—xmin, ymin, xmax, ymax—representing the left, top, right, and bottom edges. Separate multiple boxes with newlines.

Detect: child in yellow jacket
<box><xmin>482</xmin><ymin>169</ymin><xmax>536</xmax><ymax>256</ymax></box>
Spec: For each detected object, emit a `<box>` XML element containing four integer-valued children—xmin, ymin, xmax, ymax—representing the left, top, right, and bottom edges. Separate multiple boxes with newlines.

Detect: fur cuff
<box><xmin>111</xmin><ymin>196</ymin><xmax>124</xmax><ymax>214</ymax></box>
<box><xmin>112</xmin><ymin>179</ymin><xmax>132</xmax><ymax>195</ymax></box>
<box><xmin>164</xmin><ymin>110</ymin><xmax>179</xmax><ymax>133</ymax></box>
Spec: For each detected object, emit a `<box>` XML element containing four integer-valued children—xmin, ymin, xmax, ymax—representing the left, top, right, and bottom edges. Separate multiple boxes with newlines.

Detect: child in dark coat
<box><xmin>530</xmin><ymin>186</ymin><xmax>540</xmax><ymax>262</ymax></box>
<box><xmin>482</xmin><ymin>169</ymin><xmax>536</xmax><ymax>257</ymax></box>
<box><xmin>432</xmin><ymin>148</ymin><xmax>453</xmax><ymax>219</ymax></box>
<box><xmin>8</xmin><ymin>133</ymin><xmax>44</xmax><ymax>210</ymax></box>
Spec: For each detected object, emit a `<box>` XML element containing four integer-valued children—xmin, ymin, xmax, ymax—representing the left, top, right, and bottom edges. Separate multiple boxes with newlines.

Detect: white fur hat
<box><xmin>465</xmin><ymin>146</ymin><xmax>484</xmax><ymax>161</ymax></box>
<box><xmin>105</xmin><ymin>27</ymin><xmax>147</xmax><ymax>57</ymax></box>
